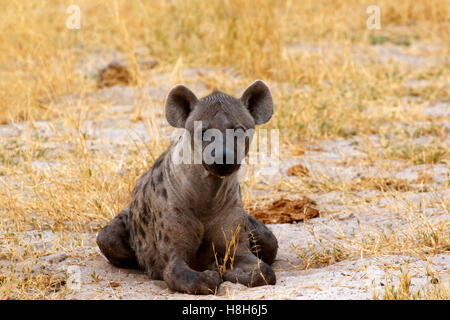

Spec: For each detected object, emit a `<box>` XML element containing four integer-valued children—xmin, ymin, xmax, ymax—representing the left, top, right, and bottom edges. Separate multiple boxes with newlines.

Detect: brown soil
<box><xmin>97</xmin><ymin>62</ymin><xmax>133</xmax><ymax>88</ymax></box>
<box><xmin>249</xmin><ymin>197</ymin><xmax>320</xmax><ymax>224</ymax></box>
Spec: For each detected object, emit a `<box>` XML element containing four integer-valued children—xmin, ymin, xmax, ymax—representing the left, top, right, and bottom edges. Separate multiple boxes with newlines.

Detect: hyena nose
<box><xmin>209</xmin><ymin>147</ymin><xmax>240</xmax><ymax>176</ymax></box>
<box><xmin>221</xmin><ymin>147</ymin><xmax>234</xmax><ymax>165</ymax></box>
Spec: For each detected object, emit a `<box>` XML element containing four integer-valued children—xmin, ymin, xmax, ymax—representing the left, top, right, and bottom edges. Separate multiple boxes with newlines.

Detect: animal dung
<box><xmin>97</xmin><ymin>61</ymin><xmax>133</xmax><ymax>88</ymax></box>
<box><xmin>287</xmin><ymin>163</ymin><xmax>310</xmax><ymax>177</ymax></box>
<box><xmin>249</xmin><ymin>197</ymin><xmax>320</xmax><ymax>224</ymax></box>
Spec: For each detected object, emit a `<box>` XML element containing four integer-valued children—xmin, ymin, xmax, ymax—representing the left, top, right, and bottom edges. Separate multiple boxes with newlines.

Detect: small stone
<box><xmin>138</xmin><ymin>59</ymin><xmax>158</xmax><ymax>70</ymax></box>
<box><xmin>43</xmin><ymin>252</ymin><xmax>68</xmax><ymax>264</ymax></box>
<box><xmin>109</xmin><ymin>282</ymin><xmax>121</xmax><ymax>288</ymax></box>
<box><xmin>216</xmin><ymin>281</ymin><xmax>247</xmax><ymax>296</ymax></box>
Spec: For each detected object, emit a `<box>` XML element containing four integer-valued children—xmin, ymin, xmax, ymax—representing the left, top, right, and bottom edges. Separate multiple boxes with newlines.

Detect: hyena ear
<box><xmin>240</xmin><ymin>80</ymin><xmax>274</xmax><ymax>125</ymax></box>
<box><xmin>165</xmin><ymin>85</ymin><xmax>198</xmax><ymax>128</ymax></box>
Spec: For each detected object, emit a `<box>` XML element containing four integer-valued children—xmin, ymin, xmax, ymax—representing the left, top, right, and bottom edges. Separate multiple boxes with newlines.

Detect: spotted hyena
<box><xmin>97</xmin><ymin>80</ymin><xmax>278</xmax><ymax>294</ymax></box>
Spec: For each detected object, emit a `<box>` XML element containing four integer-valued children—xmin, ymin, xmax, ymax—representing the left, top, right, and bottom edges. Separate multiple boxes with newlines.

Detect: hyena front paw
<box><xmin>222</xmin><ymin>262</ymin><xmax>275</xmax><ymax>287</ymax></box>
<box><xmin>167</xmin><ymin>269</ymin><xmax>222</xmax><ymax>295</ymax></box>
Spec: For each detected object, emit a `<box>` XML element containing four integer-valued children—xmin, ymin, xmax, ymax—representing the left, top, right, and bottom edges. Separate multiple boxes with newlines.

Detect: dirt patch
<box><xmin>97</xmin><ymin>62</ymin><xmax>134</xmax><ymax>88</ymax></box>
<box><xmin>96</xmin><ymin>59</ymin><xmax>159</xmax><ymax>88</ymax></box>
<box><xmin>249</xmin><ymin>197</ymin><xmax>320</xmax><ymax>224</ymax></box>
<box><xmin>355</xmin><ymin>177</ymin><xmax>412</xmax><ymax>192</ymax></box>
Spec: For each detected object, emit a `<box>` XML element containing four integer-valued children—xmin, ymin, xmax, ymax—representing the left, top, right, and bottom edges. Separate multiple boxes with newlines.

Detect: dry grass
<box><xmin>381</xmin><ymin>263</ymin><xmax>450</xmax><ymax>300</ymax></box>
<box><xmin>0</xmin><ymin>0</ymin><xmax>449</xmax><ymax>299</ymax></box>
<box><xmin>214</xmin><ymin>225</ymin><xmax>241</xmax><ymax>276</ymax></box>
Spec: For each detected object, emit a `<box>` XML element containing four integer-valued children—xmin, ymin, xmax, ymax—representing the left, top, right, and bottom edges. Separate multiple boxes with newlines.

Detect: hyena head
<box><xmin>165</xmin><ymin>80</ymin><xmax>274</xmax><ymax>177</ymax></box>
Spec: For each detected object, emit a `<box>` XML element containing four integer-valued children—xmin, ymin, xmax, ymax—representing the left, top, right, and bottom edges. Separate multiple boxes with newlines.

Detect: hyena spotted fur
<box><xmin>97</xmin><ymin>80</ymin><xmax>278</xmax><ymax>294</ymax></box>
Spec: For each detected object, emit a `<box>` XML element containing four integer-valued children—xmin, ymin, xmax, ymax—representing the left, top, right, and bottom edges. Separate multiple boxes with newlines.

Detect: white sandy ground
<box><xmin>5</xmin><ymin>203</ymin><xmax>449</xmax><ymax>300</ymax></box>
<box><xmin>0</xmin><ymin>42</ymin><xmax>449</xmax><ymax>299</ymax></box>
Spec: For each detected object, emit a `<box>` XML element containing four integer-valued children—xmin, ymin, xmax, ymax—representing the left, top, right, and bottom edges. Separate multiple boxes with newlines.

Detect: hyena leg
<box><xmin>245</xmin><ymin>214</ymin><xmax>278</xmax><ymax>265</ymax></box>
<box><xmin>209</xmin><ymin>215</ymin><xmax>276</xmax><ymax>287</ymax></box>
<box><xmin>159</xmin><ymin>216</ymin><xmax>222</xmax><ymax>294</ymax></box>
<box><xmin>222</xmin><ymin>246</ymin><xmax>276</xmax><ymax>287</ymax></box>
<box><xmin>97</xmin><ymin>206</ymin><xmax>140</xmax><ymax>269</ymax></box>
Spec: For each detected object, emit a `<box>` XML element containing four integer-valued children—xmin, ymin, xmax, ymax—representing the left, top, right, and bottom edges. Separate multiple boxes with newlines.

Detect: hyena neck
<box><xmin>165</xmin><ymin>142</ymin><xmax>240</xmax><ymax>216</ymax></box>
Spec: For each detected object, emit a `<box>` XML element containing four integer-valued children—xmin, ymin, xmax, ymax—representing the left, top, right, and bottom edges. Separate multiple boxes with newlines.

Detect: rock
<box><xmin>42</xmin><ymin>252</ymin><xmax>68</xmax><ymax>264</ymax></box>
<box><xmin>216</xmin><ymin>281</ymin><xmax>247</xmax><ymax>296</ymax></box>
<box><xmin>138</xmin><ymin>59</ymin><xmax>158</xmax><ymax>70</ymax></box>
